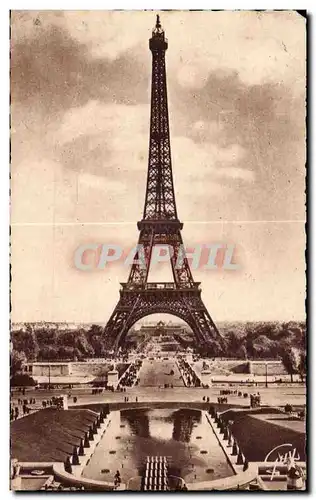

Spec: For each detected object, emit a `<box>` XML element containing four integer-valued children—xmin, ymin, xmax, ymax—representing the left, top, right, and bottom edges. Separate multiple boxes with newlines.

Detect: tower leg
<box><xmin>103</xmin><ymin>288</ymin><xmax>225</xmax><ymax>356</ymax></box>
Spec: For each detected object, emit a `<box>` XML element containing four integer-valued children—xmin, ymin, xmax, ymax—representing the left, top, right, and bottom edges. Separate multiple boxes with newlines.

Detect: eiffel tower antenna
<box><xmin>103</xmin><ymin>16</ymin><xmax>224</xmax><ymax>355</ymax></box>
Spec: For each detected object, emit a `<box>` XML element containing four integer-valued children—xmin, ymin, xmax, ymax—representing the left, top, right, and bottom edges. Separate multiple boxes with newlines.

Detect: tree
<box><xmin>226</xmin><ymin>331</ymin><xmax>243</xmax><ymax>357</ymax></box>
<box><xmin>10</xmin><ymin>350</ymin><xmax>26</xmax><ymax>376</ymax></box>
<box><xmin>93</xmin><ymin>338</ymin><xmax>106</xmax><ymax>357</ymax></box>
<box><xmin>298</xmin><ymin>352</ymin><xmax>306</xmax><ymax>381</ymax></box>
<box><xmin>24</xmin><ymin>324</ymin><xmax>39</xmax><ymax>360</ymax></box>
<box><xmin>252</xmin><ymin>335</ymin><xmax>276</xmax><ymax>359</ymax></box>
<box><xmin>239</xmin><ymin>345</ymin><xmax>248</xmax><ymax>360</ymax></box>
<box><xmin>87</xmin><ymin>325</ymin><xmax>106</xmax><ymax>357</ymax></box>
<box><xmin>58</xmin><ymin>346</ymin><xmax>75</xmax><ymax>360</ymax></box>
<box><xmin>87</xmin><ymin>324</ymin><xmax>103</xmax><ymax>338</ymax></box>
<box><xmin>73</xmin><ymin>347</ymin><xmax>83</xmax><ymax>361</ymax></box>
<box><xmin>11</xmin><ymin>327</ymin><xmax>39</xmax><ymax>361</ymax></box>
<box><xmin>11</xmin><ymin>373</ymin><xmax>36</xmax><ymax>387</ymax></box>
<box><xmin>38</xmin><ymin>345</ymin><xmax>59</xmax><ymax>361</ymax></box>
<box><xmin>61</xmin><ymin>331</ymin><xmax>77</xmax><ymax>347</ymax></box>
<box><xmin>245</xmin><ymin>334</ymin><xmax>255</xmax><ymax>359</ymax></box>
<box><xmin>76</xmin><ymin>332</ymin><xmax>95</xmax><ymax>357</ymax></box>
<box><xmin>281</xmin><ymin>347</ymin><xmax>301</xmax><ymax>382</ymax></box>
<box><xmin>35</xmin><ymin>328</ymin><xmax>59</xmax><ymax>346</ymax></box>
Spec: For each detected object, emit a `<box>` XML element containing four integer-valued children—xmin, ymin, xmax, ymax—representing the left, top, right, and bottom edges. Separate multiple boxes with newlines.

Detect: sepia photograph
<box><xmin>10</xmin><ymin>10</ymin><xmax>306</xmax><ymax>491</ymax></box>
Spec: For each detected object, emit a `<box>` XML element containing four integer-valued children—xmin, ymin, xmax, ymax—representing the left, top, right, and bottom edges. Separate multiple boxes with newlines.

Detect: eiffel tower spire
<box><xmin>143</xmin><ymin>15</ymin><xmax>178</xmax><ymax>221</ymax></box>
<box><xmin>103</xmin><ymin>17</ymin><xmax>224</xmax><ymax>355</ymax></box>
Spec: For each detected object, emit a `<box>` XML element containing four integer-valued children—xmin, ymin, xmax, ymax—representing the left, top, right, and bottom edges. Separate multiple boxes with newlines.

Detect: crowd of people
<box><xmin>120</xmin><ymin>360</ymin><xmax>142</xmax><ymax>387</ymax></box>
<box><xmin>215</xmin><ymin>390</ymin><xmax>261</xmax><ymax>407</ymax></box>
<box><xmin>177</xmin><ymin>358</ymin><xmax>201</xmax><ymax>387</ymax></box>
<box><xmin>250</xmin><ymin>393</ymin><xmax>261</xmax><ymax>408</ymax></box>
<box><xmin>91</xmin><ymin>386</ymin><xmax>124</xmax><ymax>394</ymax></box>
<box><xmin>11</xmin><ymin>403</ymin><xmax>31</xmax><ymax>420</ymax></box>
<box><xmin>217</xmin><ymin>397</ymin><xmax>228</xmax><ymax>404</ymax></box>
<box><xmin>10</xmin><ymin>395</ymin><xmax>69</xmax><ymax>420</ymax></box>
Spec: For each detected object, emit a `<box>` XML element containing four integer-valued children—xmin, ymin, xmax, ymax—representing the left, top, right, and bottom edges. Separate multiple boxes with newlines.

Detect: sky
<box><xmin>10</xmin><ymin>10</ymin><xmax>306</xmax><ymax>323</ymax></box>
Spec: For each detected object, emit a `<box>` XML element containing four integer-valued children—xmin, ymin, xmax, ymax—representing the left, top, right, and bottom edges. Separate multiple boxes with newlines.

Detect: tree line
<box><xmin>10</xmin><ymin>320</ymin><xmax>306</xmax><ymax>380</ymax></box>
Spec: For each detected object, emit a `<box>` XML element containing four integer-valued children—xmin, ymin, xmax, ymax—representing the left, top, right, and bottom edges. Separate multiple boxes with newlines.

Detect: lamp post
<box><xmin>48</xmin><ymin>364</ymin><xmax>51</xmax><ymax>391</ymax></box>
<box><xmin>265</xmin><ymin>362</ymin><xmax>268</xmax><ymax>388</ymax></box>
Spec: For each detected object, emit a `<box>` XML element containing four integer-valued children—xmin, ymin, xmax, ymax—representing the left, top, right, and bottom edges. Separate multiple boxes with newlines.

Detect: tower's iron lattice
<box><xmin>103</xmin><ymin>16</ymin><xmax>224</xmax><ymax>354</ymax></box>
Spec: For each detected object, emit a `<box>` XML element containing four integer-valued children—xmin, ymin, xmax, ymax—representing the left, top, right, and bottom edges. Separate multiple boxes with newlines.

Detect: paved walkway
<box><xmin>11</xmin><ymin>384</ymin><xmax>306</xmax><ymax>410</ymax></box>
<box><xmin>138</xmin><ymin>359</ymin><xmax>184</xmax><ymax>387</ymax></box>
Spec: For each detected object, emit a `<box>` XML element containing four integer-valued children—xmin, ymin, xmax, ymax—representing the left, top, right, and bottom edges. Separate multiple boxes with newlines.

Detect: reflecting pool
<box><xmin>82</xmin><ymin>408</ymin><xmax>233</xmax><ymax>485</ymax></box>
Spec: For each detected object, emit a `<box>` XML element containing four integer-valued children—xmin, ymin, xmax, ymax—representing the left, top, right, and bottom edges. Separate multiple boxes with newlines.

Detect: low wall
<box><xmin>249</xmin><ymin>361</ymin><xmax>287</xmax><ymax>376</ymax></box>
<box><xmin>27</xmin><ymin>361</ymin><xmax>112</xmax><ymax>378</ymax></box>
<box><xmin>53</xmin><ymin>463</ymin><xmax>122</xmax><ymax>491</ymax></box>
<box><xmin>70</xmin><ymin>362</ymin><xmax>110</xmax><ymax>376</ymax></box>
<box><xmin>187</xmin><ymin>464</ymin><xmax>259</xmax><ymax>491</ymax></box>
<box><xmin>75</xmin><ymin>401</ymin><xmax>210</xmax><ymax>412</ymax></box>
<box><xmin>31</xmin><ymin>364</ymin><xmax>70</xmax><ymax>377</ymax></box>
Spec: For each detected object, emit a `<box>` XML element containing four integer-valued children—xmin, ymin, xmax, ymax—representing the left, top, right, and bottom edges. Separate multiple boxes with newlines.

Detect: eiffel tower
<box><xmin>104</xmin><ymin>16</ymin><xmax>224</xmax><ymax>355</ymax></box>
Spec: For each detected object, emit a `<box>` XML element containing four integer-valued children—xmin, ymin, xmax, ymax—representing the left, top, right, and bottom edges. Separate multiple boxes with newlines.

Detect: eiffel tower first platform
<box><xmin>103</xmin><ymin>16</ymin><xmax>225</xmax><ymax>356</ymax></box>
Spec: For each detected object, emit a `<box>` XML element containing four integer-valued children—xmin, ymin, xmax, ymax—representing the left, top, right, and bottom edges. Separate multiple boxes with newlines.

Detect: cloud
<box><xmin>54</xmin><ymin>101</ymin><xmax>149</xmax><ymax>181</ymax></box>
<box><xmin>171</xmin><ymin>68</ymin><xmax>305</xmax><ymax>221</ymax></box>
<box><xmin>52</xmin><ymin>98</ymin><xmax>250</xmax><ymax>221</ymax></box>
<box><xmin>62</xmin><ymin>11</ymin><xmax>149</xmax><ymax>60</ymax></box>
<box><xmin>57</xmin><ymin>100</ymin><xmax>148</xmax><ymax>147</ymax></box>
<box><xmin>11</xmin><ymin>12</ymin><xmax>305</xmax><ymax>225</ymax></box>
<box><xmin>11</xmin><ymin>16</ymin><xmax>149</xmax><ymax>114</ymax></box>
<box><xmin>216</xmin><ymin>167</ymin><xmax>255</xmax><ymax>182</ymax></box>
<box><xmin>11</xmin><ymin>11</ymin><xmax>305</xmax><ymax>115</ymax></box>
<box><xmin>167</xmin><ymin>11</ymin><xmax>305</xmax><ymax>89</ymax></box>
<box><xmin>79</xmin><ymin>173</ymin><xmax>126</xmax><ymax>193</ymax></box>
<box><xmin>172</xmin><ymin>137</ymin><xmax>245</xmax><ymax>178</ymax></box>
<box><xmin>177</xmin><ymin>64</ymin><xmax>210</xmax><ymax>89</ymax></box>
<box><xmin>60</xmin><ymin>11</ymin><xmax>305</xmax><ymax>89</ymax></box>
